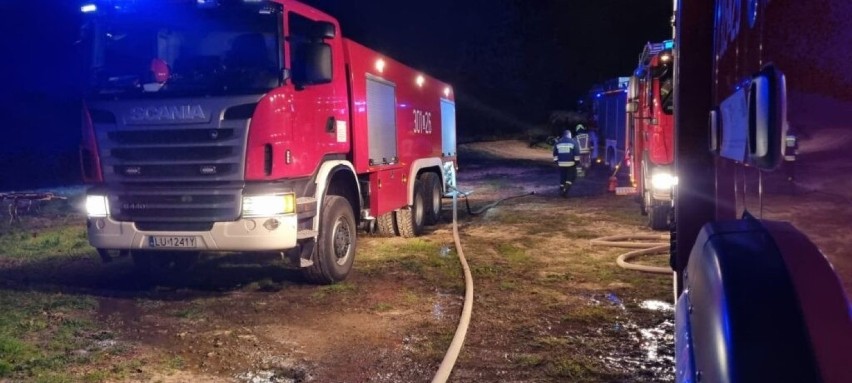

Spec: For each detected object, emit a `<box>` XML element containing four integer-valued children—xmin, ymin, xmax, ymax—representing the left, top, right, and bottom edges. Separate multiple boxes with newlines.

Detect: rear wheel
<box><xmin>396</xmin><ymin>180</ymin><xmax>425</xmax><ymax>238</ymax></box>
<box><xmin>303</xmin><ymin>195</ymin><xmax>357</xmax><ymax>284</ymax></box>
<box><xmin>421</xmin><ymin>173</ymin><xmax>443</xmax><ymax>225</ymax></box>
<box><xmin>376</xmin><ymin>211</ymin><xmax>398</xmax><ymax>236</ymax></box>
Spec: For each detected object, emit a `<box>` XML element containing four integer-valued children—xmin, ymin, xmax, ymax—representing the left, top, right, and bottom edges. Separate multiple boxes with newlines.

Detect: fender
<box><xmin>407</xmin><ymin>157</ymin><xmax>444</xmax><ymax>205</ymax></box>
<box><xmin>313</xmin><ymin>160</ymin><xmax>360</xmax><ymax>232</ymax></box>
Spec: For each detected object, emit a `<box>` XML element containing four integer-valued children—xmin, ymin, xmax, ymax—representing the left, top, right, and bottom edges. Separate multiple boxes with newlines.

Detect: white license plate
<box><xmin>147</xmin><ymin>236</ymin><xmax>198</xmax><ymax>248</ymax></box>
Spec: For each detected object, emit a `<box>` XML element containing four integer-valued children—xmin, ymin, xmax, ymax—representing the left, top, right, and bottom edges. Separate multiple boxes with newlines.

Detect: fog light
<box><xmin>263</xmin><ymin>218</ymin><xmax>280</xmax><ymax>231</ymax></box>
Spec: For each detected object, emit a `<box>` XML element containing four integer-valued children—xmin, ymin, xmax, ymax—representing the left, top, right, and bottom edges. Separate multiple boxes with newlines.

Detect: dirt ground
<box><xmin>0</xmin><ymin>140</ymin><xmax>674</xmax><ymax>383</ymax></box>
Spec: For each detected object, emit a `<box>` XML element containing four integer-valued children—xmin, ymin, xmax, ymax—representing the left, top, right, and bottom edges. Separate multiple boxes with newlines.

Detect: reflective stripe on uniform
<box><xmin>556</xmin><ymin>143</ymin><xmax>575</xmax><ymax>153</ymax></box>
<box><xmin>558</xmin><ymin>161</ymin><xmax>576</xmax><ymax>167</ymax></box>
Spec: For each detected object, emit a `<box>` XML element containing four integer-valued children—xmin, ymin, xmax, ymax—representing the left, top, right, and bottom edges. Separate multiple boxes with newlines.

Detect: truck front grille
<box><xmin>89</xmin><ymin>96</ymin><xmax>261</xmax><ymax>223</ymax></box>
<box><xmin>90</xmin><ymin>97</ymin><xmax>258</xmax><ymax>183</ymax></box>
<box><xmin>109</xmin><ymin>188</ymin><xmax>241</xmax><ymax>222</ymax></box>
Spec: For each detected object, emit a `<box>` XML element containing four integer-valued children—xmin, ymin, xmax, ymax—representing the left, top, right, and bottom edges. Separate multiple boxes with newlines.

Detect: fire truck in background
<box><xmin>673</xmin><ymin>0</ymin><xmax>851</xmax><ymax>382</ymax></box>
<box><xmin>626</xmin><ymin>40</ymin><xmax>675</xmax><ymax>230</ymax></box>
<box><xmin>585</xmin><ymin>77</ymin><xmax>629</xmax><ymax>172</ymax></box>
<box><xmin>78</xmin><ymin>0</ymin><xmax>457</xmax><ymax>284</ymax></box>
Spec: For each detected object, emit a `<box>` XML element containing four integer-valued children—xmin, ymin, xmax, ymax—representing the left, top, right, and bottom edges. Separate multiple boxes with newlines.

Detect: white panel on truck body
<box><xmin>440</xmin><ymin>99</ymin><xmax>456</xmax><ymax>156</ymax></box>
<box><xmin>366</xmin><ymin>76</ymin><xmax>398</xmax><ymax>165</ymax></box>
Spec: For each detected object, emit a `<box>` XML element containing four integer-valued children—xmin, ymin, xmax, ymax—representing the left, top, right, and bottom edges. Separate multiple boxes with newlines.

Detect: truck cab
<box><xmin>627</xmin><ymin>40</ymin><xmax>675</xmax><ymax>230</ymax></box>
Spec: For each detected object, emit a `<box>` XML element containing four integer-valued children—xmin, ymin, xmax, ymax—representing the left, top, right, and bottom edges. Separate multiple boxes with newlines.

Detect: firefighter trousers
<box><xmin>558</xmin><ymin>165</ymin><xmax>577</xmax><ymax>187</ymax></box>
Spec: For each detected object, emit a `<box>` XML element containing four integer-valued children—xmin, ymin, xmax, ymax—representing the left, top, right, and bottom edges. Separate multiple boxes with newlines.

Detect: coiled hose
<box><xmin>590</xmin><ymin>234</ymin><xmax>672</xmax><ymax>274</ymax></box>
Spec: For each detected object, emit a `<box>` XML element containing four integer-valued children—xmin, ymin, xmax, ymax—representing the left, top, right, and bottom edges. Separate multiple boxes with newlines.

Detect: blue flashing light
<box><xmin>664</xmin><ymin>40</ymin><xmax>674</xmax><ymax>49</ymax></box>
<box><xmin>596</xmin><ymin>93</ymin><xmax>602</xmax><ymax>98</ymax></box>
<box><xmin>81</xmin><ymin>4</ymin><xmax>97</xmax><ymax>13</ymax></box>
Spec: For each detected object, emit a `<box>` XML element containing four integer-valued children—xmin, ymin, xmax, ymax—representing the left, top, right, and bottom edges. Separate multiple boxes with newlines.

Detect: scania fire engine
<box><xmin>78</xmin><ymin>0</ymin><xmax>457</xmax><ymax>283</ymax></box>
<box><xmin>626</xmin><ymin>40</ymin><xmax>676</xmax><ymax>230</ymax></box>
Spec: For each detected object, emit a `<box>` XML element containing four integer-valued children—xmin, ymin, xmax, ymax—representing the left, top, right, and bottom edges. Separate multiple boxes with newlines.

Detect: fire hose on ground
<box><xmin>590</xmin><ymin>234</ymin><xmax>672</xmax><ymax>275</ymax></box>
<box><xmin>431</xmin><ymin>190</ymin><xmax>534</xmax><ymax>383</ymax></box>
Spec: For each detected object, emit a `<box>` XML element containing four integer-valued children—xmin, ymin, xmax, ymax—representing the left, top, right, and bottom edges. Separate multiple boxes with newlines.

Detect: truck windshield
<box><xmin>83</xmin><ymin>3</ymin><xmax>281</xmax><ymax>99</ymax></box>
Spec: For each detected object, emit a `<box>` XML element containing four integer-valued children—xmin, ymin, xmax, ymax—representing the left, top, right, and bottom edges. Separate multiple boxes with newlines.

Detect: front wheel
<box><xmin>648</xmin><ymin>204</ymin><xmax>671</xmax><ymax>231</ymax></box>
<box><xmin>303</xmin><ymin>195</ymin><xmax>357</xmax><ymax>284</ymax></box>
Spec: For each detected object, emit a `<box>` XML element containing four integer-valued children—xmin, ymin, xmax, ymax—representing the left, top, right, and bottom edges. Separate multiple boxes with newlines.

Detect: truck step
<box><xmin>297</xmin><ymin>229</ymin><xmax>318</xmax><ymax>240</ymax></box>
<box><xmin>296</xmin><ymin>197</ymin><xmax>317</xmax><ymax>219</ymax></box>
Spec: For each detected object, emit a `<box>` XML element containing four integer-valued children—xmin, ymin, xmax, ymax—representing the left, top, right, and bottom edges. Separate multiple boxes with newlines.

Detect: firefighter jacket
<box><xmin>553</xmin><ymin>136</ymin><xmax>580</xmax><ymax>167</ymax></box>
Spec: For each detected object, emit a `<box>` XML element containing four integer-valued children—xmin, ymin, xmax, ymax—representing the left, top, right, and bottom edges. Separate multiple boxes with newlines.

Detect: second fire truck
<box><xmin>626</xmin><ymin>40</ymin><xmax>675</xmax><ymax>230</ymax></box>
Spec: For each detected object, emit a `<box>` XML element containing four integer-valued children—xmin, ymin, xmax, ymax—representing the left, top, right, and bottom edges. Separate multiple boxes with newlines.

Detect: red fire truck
<box><xmin>626</xmin><ymin>40</ymin><xmax>675</xmax><ymax>230</ymax></box>
<box><xmin>78</xmin><ymin>0</ymin><xmax>457</xmax><ymax>283</ymax></box>
<box><xmin>673</xmin><ymin>0</ymin><xmax>851</xmax><ymax>381</ymax></box>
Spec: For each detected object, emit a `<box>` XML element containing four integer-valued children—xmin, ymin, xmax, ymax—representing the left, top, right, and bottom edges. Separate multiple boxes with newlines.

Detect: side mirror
<box><xmin>314</xmin><ymin>21</ymin><xmax>336</xmax><ymax>39</ymax></box>
<box><xmin>292</xmin><ymin>42</ymin><xmax>332</xmax><ymax>86</ymax></box>
<box><xmin>626</xmin><ymin>101</ymin><xmax>638</xmax><ymax>113</ymax></box>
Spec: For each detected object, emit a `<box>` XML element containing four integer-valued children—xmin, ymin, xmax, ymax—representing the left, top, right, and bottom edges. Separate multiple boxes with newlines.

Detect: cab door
<box><xmin>284</xmin><ymin>5</ymin><xmax>349</xmax><ymax>173</ymax></box>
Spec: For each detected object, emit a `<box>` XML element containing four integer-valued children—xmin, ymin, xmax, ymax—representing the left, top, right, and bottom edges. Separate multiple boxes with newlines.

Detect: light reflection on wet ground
<box><xmin>590</xmin><ymin>294</ymin><xmax>676</xmax><ymax>381</ymax></box>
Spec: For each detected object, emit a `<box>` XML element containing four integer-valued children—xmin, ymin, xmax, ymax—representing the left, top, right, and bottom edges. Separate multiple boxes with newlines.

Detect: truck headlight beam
<box><xmin>86</xmin><ymin>195</ymin><xmax>109</xmax><ymax>217</ymax></box>
<box><xmin>242</xmin><ymin>194</ymin><xmax>295</xmax><ymax>217</ymax></box>
<box><xmin>651</xmin><ymin>173</ymin><xmax>678</xmax><ymax>190</ymax></box>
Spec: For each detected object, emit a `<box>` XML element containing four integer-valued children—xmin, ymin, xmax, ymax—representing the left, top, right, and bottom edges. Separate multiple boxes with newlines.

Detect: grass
<box><xmin>0</xmin><ymin>224</ymin><xmax>92</xmax><ymax>259</ymax></box>
<box><xmin>0</xmin><ymin>291</ymin><xmax>104</xmax><ymax>382</ymax></box>
<box><xmin>311</xmin><ymin>282</ymin><xmax>357</xmax><ymax>299</ymax></box>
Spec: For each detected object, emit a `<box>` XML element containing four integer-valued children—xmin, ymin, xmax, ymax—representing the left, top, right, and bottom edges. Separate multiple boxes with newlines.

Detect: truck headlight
<box><xmin>86</xmin><ymin>195</ymin><xmax>109</xmax><ymax>217</ymax></box>
<box><xmin>242</xmin><ymin>194</ymin><xmax>295</xmax><ymax>217</ymax></box>
<box><xmin>651</xmin><ymin>173</ymin><xmax>678</xmax><ymax>190</ymax></box>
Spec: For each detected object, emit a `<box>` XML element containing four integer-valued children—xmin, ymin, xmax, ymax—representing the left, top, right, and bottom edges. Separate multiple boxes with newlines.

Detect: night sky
<box><xmin>0</xmin><ymin>0</ymin><xmax>671</xmax><ymax>190</ymax></box>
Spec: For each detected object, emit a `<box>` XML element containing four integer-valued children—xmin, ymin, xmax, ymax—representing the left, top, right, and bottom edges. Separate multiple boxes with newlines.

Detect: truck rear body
<box><xmin>673</xmin><ymin>0</ymin><xmax>851</xmax><ymax>381</ymax></box>
<box><xmin>587</xmin><ymin>77</ymin><xmax>629</xmax><ymax>170</ymax></box>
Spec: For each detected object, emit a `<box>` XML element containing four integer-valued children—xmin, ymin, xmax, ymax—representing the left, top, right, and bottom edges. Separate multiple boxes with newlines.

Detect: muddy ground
<box><xmin>0</xmin><ymin>140</ymin><xmax>673</xmax><ymax>383</ymax></box>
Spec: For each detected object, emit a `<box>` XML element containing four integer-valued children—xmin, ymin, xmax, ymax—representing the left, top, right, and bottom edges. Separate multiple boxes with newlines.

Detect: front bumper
<box><xmin>87</xmin><ymin>215</ymin><xmax>298</xmax><ymax>251</ymax></box>
<box><xmin>651</xmin><ymin>188</ymin><xmax>673</xmax><ymax>202</ymax></box>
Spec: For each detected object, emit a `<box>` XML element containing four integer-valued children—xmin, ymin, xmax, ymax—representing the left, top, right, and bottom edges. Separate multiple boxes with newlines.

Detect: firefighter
<box><xmin>553</xmin><ymin>129</ymin><xmax>581</xmax><ymax>197</ymax></box>
<box><xmin>574</xmin><ymin>123</ymin><xmax>591</xmax><ymax>174</ymax></box>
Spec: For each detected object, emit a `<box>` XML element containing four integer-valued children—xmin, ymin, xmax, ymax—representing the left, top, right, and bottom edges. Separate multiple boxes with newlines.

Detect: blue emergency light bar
<box><xmin>81</xmin><ymin>3</ymin><xmax>97</xmax><ymax>12</ymax></box>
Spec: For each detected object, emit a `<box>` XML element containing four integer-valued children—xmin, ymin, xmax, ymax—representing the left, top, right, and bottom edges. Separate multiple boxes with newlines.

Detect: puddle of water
<box><xmin>602</xmin><ymin>319</ymin><xmax>675</xmax><ymax>382</ymax></box>
<box><xmin>432</xmin><ymin>301</ymin><xmax>444</xmax><ymax>320</ymax></box>
<box><xmin>236</xmin><ymin>366</ymin><xmax>310</xmax><ymax>383</ymax></box>
<box><xmin>606</xmin><ymin>292</ymin><xmax>626</xmax><ymax>310</ymax></box>
<box><xmin>640</xmin><ymin>300</ymin><xmax>675</xmax><ymax>312</ymax></box>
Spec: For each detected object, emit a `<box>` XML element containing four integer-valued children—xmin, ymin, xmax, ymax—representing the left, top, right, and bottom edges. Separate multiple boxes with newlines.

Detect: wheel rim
<box><xmin>332</xmin><ymin>217</ymin><xmax>352</xmax><ymax>266</ymax></box>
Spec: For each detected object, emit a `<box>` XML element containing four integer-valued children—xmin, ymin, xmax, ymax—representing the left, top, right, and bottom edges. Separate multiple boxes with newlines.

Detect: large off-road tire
<box><xmin>376</xmin><ymin>211</ymin><xmax>398</xmax><ymax>236</ymax></box>
<box><xmin>302</xmin><ymin>195</ymin><xmax>356</xmax><ymax>284</ymax></box>
<box><xmin>421</xmin><ymin>172</ymin><xmax>443</xmax><ymax>225</ymax></box>
<box><xmin>649</xmin><ymin>204</ymin><xmax>671</xmax><ymax>231</ymax></box>
<box><xmin>396</xmin><ymin>180</ymin><xmax>425</xmax><ymax>238</ymax></box>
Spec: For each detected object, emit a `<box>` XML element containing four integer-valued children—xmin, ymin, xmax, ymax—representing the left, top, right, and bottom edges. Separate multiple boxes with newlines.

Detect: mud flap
<box><xmin>285</xmin><ymin>239</ymin><xmax>316</xmax><ymax>268</ymax></box>
<box><xmin>677</xmin><ymin>214</ymin><xmax>821</xmax><ymax>383</ymax></box>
